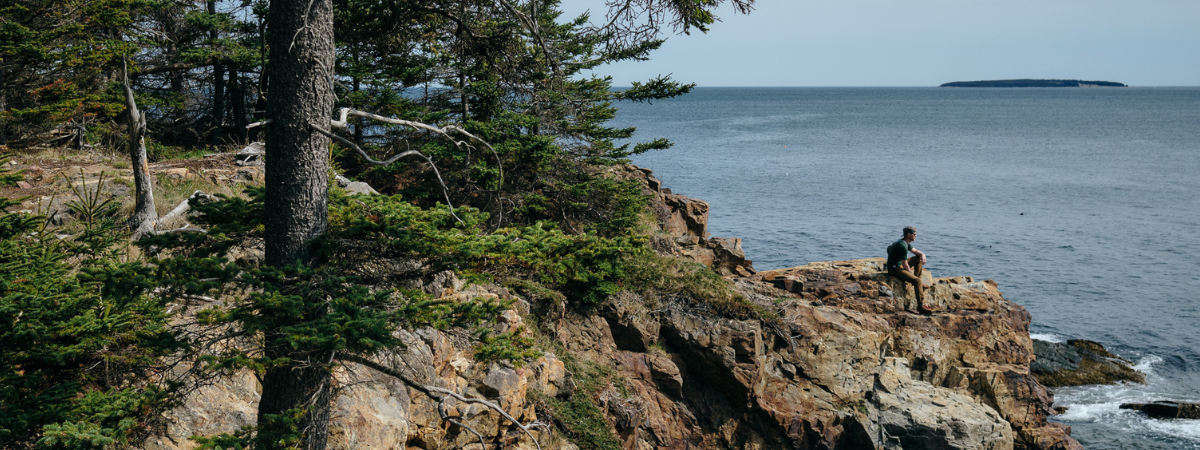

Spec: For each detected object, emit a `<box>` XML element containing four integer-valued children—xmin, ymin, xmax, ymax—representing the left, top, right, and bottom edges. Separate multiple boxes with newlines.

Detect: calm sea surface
<box><xmin>613</xmin><ymin>87</ymin><xmax>1200</xmax><ymax>449</ymax></box>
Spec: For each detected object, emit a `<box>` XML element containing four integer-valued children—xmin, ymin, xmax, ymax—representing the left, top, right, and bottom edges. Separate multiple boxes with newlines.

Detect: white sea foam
<box><xmin>1145</xmin><ymin>419</ymin><xmax>1200</xmax><ymax>441</ymax></box>
<box><xmin>1030</xmin><ymin>333</ymin><xmax>1065</xmax><ymax>343</ymax></box>
<box><xmin>1055</xmin><ymin>401</ymin><xmax>1122</xmax><ymax>422</ymax></box>
<box><xmin>1134</xmin><ymin>354</ymin><xmax>1164</xmax><ymax>375</ymax></box>
<box><xmin>1050</xmin><ymin>354</ymin><xmax>1200</xmax><ymax>445</ymax></box>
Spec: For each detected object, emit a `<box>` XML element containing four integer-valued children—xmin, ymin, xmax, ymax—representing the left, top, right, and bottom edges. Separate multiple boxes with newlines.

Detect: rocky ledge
<box><xmin>145</xmin><ymin>165</ymin><xmax>1082</xmax><ymax>450</ymax></box>
<box><xmin>1031</xmin><ymin>339</ymin><xmax>1144</xmax><ymax>387</ymax></box>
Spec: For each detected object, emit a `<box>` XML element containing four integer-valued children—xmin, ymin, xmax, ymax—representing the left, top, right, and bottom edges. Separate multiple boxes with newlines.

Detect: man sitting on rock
<box><xmin>887</xmin><ymin>226</ymin><xmax>932</xmax><ymax>314</ymax></box>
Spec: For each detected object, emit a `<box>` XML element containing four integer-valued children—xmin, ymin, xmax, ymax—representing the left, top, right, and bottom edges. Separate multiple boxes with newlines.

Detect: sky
<box><xmin>559</xmin><ymin>0</ymin><xmax>1200</xmax><ymax>87</ymax></box>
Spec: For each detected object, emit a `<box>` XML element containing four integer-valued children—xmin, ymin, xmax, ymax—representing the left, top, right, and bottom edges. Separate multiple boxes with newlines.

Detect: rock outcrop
<box><xmin>148</xmin><ymin>298</ymin><xmax>572</xmax><ymax>450</ymax></box>
<box><xmin>1031</xmin><ymin>339</ymin><xmax>1144</xmax><ymax>386</ymax></box>
<box><xmin>148</xmin><ymin>269</ymin><xmax>1079</xmax><ymax>449</ymax></box>
<box><xmin>143</xmin><ymin>164</ymin><xmax>1080</xmax><ymax>450</ymax></box>
<box><xmin>620</xmin><ymin>166</ymin><xmax>755</xmax><ymax>277</ymax></box>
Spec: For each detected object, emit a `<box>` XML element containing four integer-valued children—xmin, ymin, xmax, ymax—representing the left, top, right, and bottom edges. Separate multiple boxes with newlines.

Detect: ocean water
<box><xmin>612</xmin><ymin>87</ymin><xmax>1200</xmax><ymax>449</ymax></box>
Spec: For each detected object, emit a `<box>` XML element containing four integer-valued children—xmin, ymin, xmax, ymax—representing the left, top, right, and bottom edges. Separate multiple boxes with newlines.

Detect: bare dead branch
<box><xmin>129</xmin><ymin>57</ymin><xmax>231</xmax><ymax>77</ymax></box>
<box><xmin>327</xmin><ymin>107</ymin><xmax>506</xmax><ymax>223</ymax></box>
<box><xmin>150</xmin><ymin>226</ymin><xmax>208</xmax><ymax>235</ymax></box>
<box><xmin>308</xmin><ymin>124</ymin><xmax>463</xmax><ymax>225</ymax></box>
<box><xmin>439</xmin><ymin>397</ymin><xmax>489</xmax><ymax>450</ymax></box>
<box><xmin>159</xmin><ymin>190</ymin><xmax>217</xmax><ymax>225</ymax></box>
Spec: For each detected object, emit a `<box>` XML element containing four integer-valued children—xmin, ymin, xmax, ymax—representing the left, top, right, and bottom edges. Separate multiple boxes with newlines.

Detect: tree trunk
<box><xmin>260</xmin><ymin>0</ymin><xmax>335</xmax><ymax>446</ymax></box>
<box><xmin>231</xmin><ymin>65</ymin><xmax>247</xmax><ymax>143</ymax></box>
<box><xmin>352</xmin><ymin>66</ymin><xmax>362</xmax><ymax>146</ymax></box>
<box><xmin>256</xmin><ymin>348</ymin><xmax>333</xmax><ymax>450</ymax></box>
<box><xmin>1</xmin><ymin>83</ymin><xmax>7</xmax><ymax>147</ymax></box>
<box><xmin>211</xmin><ymin>62</ymin><xmax>225</xmax><ymax>145</ymax></box>
<box><xmin>123</xmin><ymin>78</ymin><xmax>156</xmax><ymax>234</ymax></box>
<box><xmin>264</xmin><ymin>0</ymin><xmax>334</xmax><ymax>268</ymax></box>
<box><xmin>209</xmin><ymin>0</ymin><xmax>225</xmax><ymax>146</ymax></box>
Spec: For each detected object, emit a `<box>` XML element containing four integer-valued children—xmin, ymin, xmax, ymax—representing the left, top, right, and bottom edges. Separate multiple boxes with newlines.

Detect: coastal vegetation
<box><xmin>0</xmin><ymin>0</ymin><xmax>759</xmax><ymax>448</ymax></box>
<box><xmin>940</xmin><ymin>79</ymin><xmax>1127</xmax><ymax>87</ymax></box>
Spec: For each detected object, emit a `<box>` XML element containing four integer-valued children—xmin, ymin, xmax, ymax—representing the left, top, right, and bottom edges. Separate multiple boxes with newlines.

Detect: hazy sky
<box><xmin>560</xmin><ymin>0</ymin><xmax>1200</xmax><ymax>87</ymax></box>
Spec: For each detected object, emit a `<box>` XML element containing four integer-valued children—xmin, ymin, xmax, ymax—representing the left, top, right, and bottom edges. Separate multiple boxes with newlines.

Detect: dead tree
<box><xmin>123</xmin><ymin>66</ymin><xmax>157</xmax><ymax>235</ymax></box>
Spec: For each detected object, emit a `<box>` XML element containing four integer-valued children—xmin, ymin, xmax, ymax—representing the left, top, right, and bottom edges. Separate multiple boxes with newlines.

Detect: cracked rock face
<box><xmin>870</xmin><ymin>357</ymin><xmax>1013</xmax><ymax>450</ymax></box>
<box><xmin>143</xmin><ymin>257</ymin><xmax>1079</xmax><ymax>450</ymax></box>
<box><xmin>140</xmin><ymin>164</ymin><xmax>1079</xmax><ymax>450</ymax></box>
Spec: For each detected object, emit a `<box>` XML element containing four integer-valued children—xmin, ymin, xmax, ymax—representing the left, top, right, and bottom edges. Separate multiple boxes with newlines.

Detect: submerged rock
<box><xmin>1120</xmin><ymin>401</ymin><xmax>1200</xmax><ymax>419</ymax></box>
<box><xmin>1031</xmin><ymin>339</ymin><xmax>1144</xmax><ymax>386</ymax></box>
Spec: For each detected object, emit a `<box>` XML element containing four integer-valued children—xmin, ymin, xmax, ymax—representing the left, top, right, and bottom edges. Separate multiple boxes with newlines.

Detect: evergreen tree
<box><xmin>251</xmin><ymin>0</ymin><xmax>754</xmax><ymax>447</ymax></box>
<box><xmin>0</xmin><ymin>158</ymin><xmax>176</xmax><ymax>449</ymax></box>
<box><xmin>0</xmin><ymin>0</ymin><xmax>757</xmax><ymax>448</ymax></box>
<box><xmin>0</xmin><ymin>0</ymin><xmax>141</xmax><ymax>146</ymax></box>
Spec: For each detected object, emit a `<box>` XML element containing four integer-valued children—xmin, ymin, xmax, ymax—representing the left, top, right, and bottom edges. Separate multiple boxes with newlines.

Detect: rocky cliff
<box><xmin>146</xmin><ymin>165</ymin><xmax>1080</xmax><ymax>450</ymax></box>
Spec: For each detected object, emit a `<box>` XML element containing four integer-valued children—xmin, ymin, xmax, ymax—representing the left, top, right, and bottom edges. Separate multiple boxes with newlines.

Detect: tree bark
<box><xmin>259</xmin><ymin>0</ymin><xmax>335</xmax><ymax>446</ymax></box>
<box><xmin>211</xmin><ymin>62</ymin><xmax>225</xmax><ymax>145</ymax></box>
<box><xmin>263</xmin><ymin>0</ymin><xmax>334</xmax><ymax>268</ymax></box>
<box><xmin>256</xmin><ymin>349</ymin><xmax>333</xmax><ymax>450</ymax></box>
<box><xmin>1</xmin><ymin>81</ymin><xmax>8</xmax><ymax>147</ymax></box>
<box><xmin>209</xmin><ymin>0</ymin><xmax>225</xmax><ymax>146</ymax></box>
<box><xmin>351</xmin><ymin>70</ymin><xmax>362</xmax><ymax>146</ymax></box>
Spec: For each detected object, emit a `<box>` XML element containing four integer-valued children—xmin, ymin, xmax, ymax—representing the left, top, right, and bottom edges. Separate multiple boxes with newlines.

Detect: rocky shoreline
<box><xmin>140</xmin><ymin>164</ymin><xmax>1103</xmax><ymax>449</ymax></box>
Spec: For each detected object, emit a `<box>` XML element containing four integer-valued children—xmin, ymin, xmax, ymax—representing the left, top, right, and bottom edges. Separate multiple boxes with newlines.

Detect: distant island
<box><xmin>940</xmin><ymin>79</ymin><xmax>1127</xmax><ymax>88</ymax></box>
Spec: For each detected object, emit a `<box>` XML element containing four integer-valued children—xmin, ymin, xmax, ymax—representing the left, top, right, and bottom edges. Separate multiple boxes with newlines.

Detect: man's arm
<box><xmin>901</xmin><ymin>247</ymin><xmax>927</xmax><ymax>270</ymax></box>
<box><xmin>911</xmin><ymin>248</ymin><xmax>927</xmax><ymax>265</ymax></box>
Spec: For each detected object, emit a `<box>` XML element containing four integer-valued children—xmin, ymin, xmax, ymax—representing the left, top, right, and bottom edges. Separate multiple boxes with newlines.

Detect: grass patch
<box><xmin>153</xmin><ymin>173</ymin><xmax>241</xmax><ymax>217</ymax></box>
<box><xmin>623</xmin><ymin>252</ymin><xmax>764</xmax><ymax>319</ymax></box>
<box><xmin>535</xmin><ymin>355</ymin><xmax>624</xmax><ymax>450</ymax></box>
<box><xmin>146</xmin><ymin>141</ymin><xmax>219</xmax><ymax>162</ymax></box>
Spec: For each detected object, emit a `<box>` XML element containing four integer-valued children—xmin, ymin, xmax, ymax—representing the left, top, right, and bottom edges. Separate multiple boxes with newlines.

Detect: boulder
<box><xmin>343</xmin><ymin>180</ymin><xmax>379</xmax><ymax>195</ymax></box>
<box><xmin>708</xmin><ymin>237</ymin><xmax>754</xmax><ymax>276</ymax></box>
<box><xmin>869</xmin><ymin>358</ymin><xmax>1014</xmax><ymax>450</ymax></box>
<box><xmin>161</xmin><ymin>167</ymin><xmax>191</xmax><ymax>183</ymax></box>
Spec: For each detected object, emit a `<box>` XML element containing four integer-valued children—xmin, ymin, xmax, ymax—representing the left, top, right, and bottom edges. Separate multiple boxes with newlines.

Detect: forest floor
<box><xmin>1</xmin><ymin>143</ymin><xmax>262</xmax><ymax>230</ymax></box>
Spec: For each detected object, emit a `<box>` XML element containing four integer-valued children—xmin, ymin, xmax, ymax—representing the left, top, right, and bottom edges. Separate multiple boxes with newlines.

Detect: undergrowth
<box><xmin>532</xmin><ymin>352</ymin><xmax>625</xmax><ymax>450</ymax></box>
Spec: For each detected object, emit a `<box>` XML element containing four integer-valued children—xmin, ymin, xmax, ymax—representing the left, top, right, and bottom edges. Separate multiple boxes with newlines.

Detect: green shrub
<box><xmin>325</xmin><ymin>191</ymin><xmax>649</xmax><ymax>306</ymax></box>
